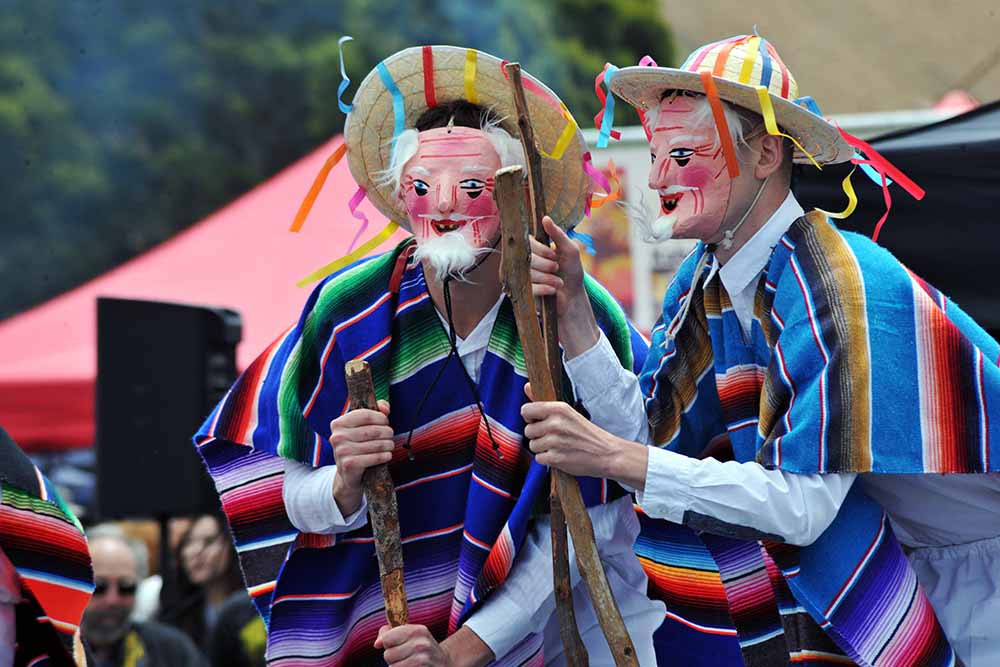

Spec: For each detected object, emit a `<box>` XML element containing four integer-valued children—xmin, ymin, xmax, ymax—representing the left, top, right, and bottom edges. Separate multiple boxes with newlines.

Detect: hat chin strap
<box><xmin>719</xmin><ymin>174</ymin><xmax>770</xmax><ymax>250</ymax></box>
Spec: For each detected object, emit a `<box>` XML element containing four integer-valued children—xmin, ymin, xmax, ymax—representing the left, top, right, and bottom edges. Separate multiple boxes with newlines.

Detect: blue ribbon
<box><xmin>337</xmin><ymin>36</ymin><xmax>355</xmax><ymax>114</ymax></box>
<box><xmin>568</xmin><ymin>229</ymin><xmax>596</xmax><ymax>255</ymax></box>
<box><xmin>794</xmin><ymin>96</ymin><xmax>823</xmax><ymax>117</ymax></box>
<box><xmin>376</xmin><ymin>61</ymin><xmax>406</xmax><ymax>161</ymax></box>
<box><xmin>597</xmin><ymin>64</ymin><xmax>619</xmax><ymax>149</ymax></box>
<box><xmin>854</xmin><ymin>151</ymin><xmax>894</xmax><ymax>187</ymax></box>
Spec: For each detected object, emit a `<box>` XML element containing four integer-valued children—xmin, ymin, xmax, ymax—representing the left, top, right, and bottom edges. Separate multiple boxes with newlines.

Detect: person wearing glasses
<box><xmin>83</xmin><ymin>524</ymin><xmax>206</xmax><ymax>667</ymax></box>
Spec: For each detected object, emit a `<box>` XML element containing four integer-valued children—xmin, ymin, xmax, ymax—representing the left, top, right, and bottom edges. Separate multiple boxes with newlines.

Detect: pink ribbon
<box><xmin>347</xmin><ymin>186</ymin><xmax>370</xmax><ymax>252</ymax></box>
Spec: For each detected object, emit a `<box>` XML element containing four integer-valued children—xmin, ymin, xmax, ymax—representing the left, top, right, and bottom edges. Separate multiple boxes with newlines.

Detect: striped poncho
<box><xmin>637</xmin><ymin>212</ymin><xmax>998</xmax><ymax>667</ymax></box>
<box><xmin>0</xmin><ymin>427</ymin><xmax>93</xmax><ymax>666</ymax></box>
<box><xmin>195</xmin><ymin>239</ymin><xmax>647</xmax><ymax>666</ymax></box>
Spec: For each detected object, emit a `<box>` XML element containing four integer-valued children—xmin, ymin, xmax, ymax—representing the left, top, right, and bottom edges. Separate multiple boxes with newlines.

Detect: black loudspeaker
<box><xmin>96</xmin><ymin>297</ymin><xmax>241</xmax><ymax>519</ymax></box>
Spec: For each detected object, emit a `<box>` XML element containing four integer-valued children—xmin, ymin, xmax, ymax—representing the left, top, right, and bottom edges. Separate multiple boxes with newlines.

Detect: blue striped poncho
<box><xmin>636</xmin><ymin>212</ymin><xmax>998</xmax><ymax>667</ymax></box>
<box><xmin>194</xmin><ymin>239</ymin><xmax>648</xmax><ymax>666</ymax></box>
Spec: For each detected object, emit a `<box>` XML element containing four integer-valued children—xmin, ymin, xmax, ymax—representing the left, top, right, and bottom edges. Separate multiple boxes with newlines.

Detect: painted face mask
<box><xmin>401</xmin><ymin>126</ymin><xmax>501</xmax><ymax>280</ymax></box>
<box><xmin>646</xmin><ymin>95</ymin><xmax>734</xmax><ymax>242</ymax></box>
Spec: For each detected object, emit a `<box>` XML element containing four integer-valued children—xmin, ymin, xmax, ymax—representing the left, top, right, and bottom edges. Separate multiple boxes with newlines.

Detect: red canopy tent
<box><xmin>0</xmin><ymin>137</ymin><xmax>406</xmax><ymax>451</ymax></box>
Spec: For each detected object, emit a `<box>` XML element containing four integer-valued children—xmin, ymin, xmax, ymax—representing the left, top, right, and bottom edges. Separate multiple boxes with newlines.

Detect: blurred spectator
<box><xmin>208</xmin><ymin>592</ymin><xmax>266</xmax><ymax>667</ymax></box>
<box><xmin>128</xmin><ymin>517</ymin><xmax>193</xmax><ymax>623</ymax></box>
<box><xmin>157</xmin><ymin>514</ymin><xmax>243</xmax><ymax>650</ymax></box>
<box><xmin>83</xmin><ymin>524</ymin><xmax>207</xmax><ymax>667</ymax></box>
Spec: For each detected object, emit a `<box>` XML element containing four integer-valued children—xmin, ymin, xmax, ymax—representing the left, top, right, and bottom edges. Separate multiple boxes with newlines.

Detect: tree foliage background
<box><xmin>1</xmin><ymin>0</ymin><xmax>673</xmax><ymax>320</ymax></box>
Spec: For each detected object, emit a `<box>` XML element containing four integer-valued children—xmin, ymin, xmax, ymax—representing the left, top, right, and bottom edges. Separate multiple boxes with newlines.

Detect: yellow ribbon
<box><xmin>754</xmin><ymin>86</ymin><xmax>822</xmax><ymax>170</ymax></box>
<box><xmin>817</xmin><ymin>167</ymin><xmax>858</xmax><ymax>220</ymax></box>
<box><xmin>539</xmin><ymin>104</ymin><xmax>577</xmax><ymax>161</ymax></box>
<box><xmin>464</xmin><ymin>49</ymin><xmax>479</xmax><ymax>104</ymax></box>
<box><xmin>296</xmin><ymin>221</ymin><xmax>401</xmax><ymax>288</ymax></box>
<box><xmin>738</xmin><ymin>36</ymin><xmax>761</xmax><ymax>84</ymax></box>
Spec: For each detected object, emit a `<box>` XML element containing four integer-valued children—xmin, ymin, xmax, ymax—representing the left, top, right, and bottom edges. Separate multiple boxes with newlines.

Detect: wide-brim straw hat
<box><xmin>345</xmin><ymin>45</ymin><xmax>591</xmax><ymax>231</ymax></box>
<box><xmin>611</xmin><ymin>35</ymin><xmax>853</xmax><ymax>166</ymax></box>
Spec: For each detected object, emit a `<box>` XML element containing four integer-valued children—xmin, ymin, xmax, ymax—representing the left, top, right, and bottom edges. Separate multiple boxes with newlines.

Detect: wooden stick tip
<box><xmin>345</xmin><ymin>359</ymin><xmax>370</xmax><ymax>375</ymax></box>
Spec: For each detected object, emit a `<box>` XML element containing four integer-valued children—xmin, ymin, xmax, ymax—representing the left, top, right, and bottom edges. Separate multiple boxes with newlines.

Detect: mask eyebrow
<box><xmin>668</xmin><ymin>133</ymin><xmax>708</xmax><ymax>146</ymax></box>
<box><xmin>408</xmin><ymin>166</ymin><xmax>431</xmax><ymax>177</ymax></box>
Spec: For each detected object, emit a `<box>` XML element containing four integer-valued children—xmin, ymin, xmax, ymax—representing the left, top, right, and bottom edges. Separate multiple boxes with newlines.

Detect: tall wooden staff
<box><xmin>496</xmin><ymin>64</ymin><xmax>638</xmax><ymax>667</ymax></box>
<box><xmin>345</xmin><ymin>360</ymin><xmax>409</xmax><ymax>627</ymax></box>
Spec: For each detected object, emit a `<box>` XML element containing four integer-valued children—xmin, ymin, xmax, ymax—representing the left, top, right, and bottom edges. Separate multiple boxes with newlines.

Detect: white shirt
<box><xmin>567</xmin><ymin>192</ymin><xmax>1000</xmax><ymax>664</ymax></box>
<box><xmin>283</xmin><ymin>299</ymin><xmax>663</xmax><ymax>664</ymax></box>
<box><xmin>719</xmin><ymin>192</ymin><xmax>804</xmax><ymax>338</ymax></box>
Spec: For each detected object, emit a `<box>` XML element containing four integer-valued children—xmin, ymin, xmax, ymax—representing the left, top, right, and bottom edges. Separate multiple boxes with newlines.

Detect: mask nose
<box><xmin>436</xmin><ymin>178</ymin><xmax>457</xmax><ymax>214</ymax></box>
<box><xmin>649</xmin><ymin>154</ymin><xmax>670</xmax><ymax>191</ymax></box>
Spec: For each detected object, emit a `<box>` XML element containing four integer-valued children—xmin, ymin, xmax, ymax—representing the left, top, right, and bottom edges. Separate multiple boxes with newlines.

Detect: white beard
<box><xmin>645</xmin><ymin>216</ymin><xmax>677</xmax><ymax>242</ymax></box>
<box><xmin>413</xmin><ymin>228</ymin><xmax>488</xmax><ymax>282</ymax></box>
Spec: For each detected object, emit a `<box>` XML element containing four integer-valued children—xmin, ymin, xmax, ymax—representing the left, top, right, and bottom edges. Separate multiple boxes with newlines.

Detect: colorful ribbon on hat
<box><xmin>337</xmin><ymin>36</ymin><xmax>354</xmax><ymax>114</ymax></box>
<box><xmin>377</xmin><ymin>61</ymin><xmax>406</xmax><ymax>161</ymax></box>
<box><xmin>464</xmin><ymin>49</ymin><xmax>479</xmax><ymax>104</ymax></box>
<box><xmin>346</xmin><ymin>186</ymin><xmax>370</xmax><ymax>252</ymax></box>
<box><xmin>290</xmin><ymin>143</ymin><xmax>347</xmax><ymax>232</ymax></box>
<box><xmin>594</xmin><ymin>63</ymin><xmax>621</xmax><ymax>148</ymax></box>
<box><xmin>754</xmin><ymin>86</ymin><xmax>822</xmax><ymax>170</ymax></box>
<box><xmin>584</xmin><ymin>154</ymin><xmax>621</xmax><ymax>211</ymax></box>
<box><xmin>838</xmin><ymin>128</ymin><xmax>924</xmax><ymax>241</ymax></box>
<box><xmin>539</xmin><ymin>103</ymin><xmax>578</xmax><ymax>161</ymax></box>
<box><xmin>568</xmin><ymin>229</ymin><xmax>596</xmax><ymax>255</ymax></box>
<box><xmin>296</xmin><ymin>221</ymin><xmax>400</xmax><ymax>288</ymax></box>
<box><xmin>699</xmin><ymin>71</ymin><xmax>740</xmax><ymax>178</ymax></box>
<box><xmin>635</xmin><ymin>56</ymin><xmax>658</xmax><ymax>140</ymax></box>
<box><xmin>817</xmin><ymin>167</ymin><xmax>859</xmax><ymax>221</ymax></box>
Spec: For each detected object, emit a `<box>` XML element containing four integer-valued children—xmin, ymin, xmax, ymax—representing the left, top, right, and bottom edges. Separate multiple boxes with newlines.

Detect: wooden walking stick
<box><xmin>497</xmin><ymin>63</ymin><xmax>639</xmax><ymax>667</ymax></box>
<box><xmin>345</xmin><ymin>359</ymin><xmax>408</xmax><ymax>627</ymax></box>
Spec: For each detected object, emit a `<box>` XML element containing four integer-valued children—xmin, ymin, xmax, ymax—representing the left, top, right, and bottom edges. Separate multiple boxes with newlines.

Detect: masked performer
<box><xmin>194</xmin><ymin>45</ymin><xmax>664</xmax><ymax>666</ymax></box>
<box><xmin>0</xmin><ymin>426</ymin><xmax>93</xmax><ymax>666</ymax></box>
<box><xmin>524</xmin><ymin>35</ymin><xmax>1000</xmax><ymax>666</ymax></box>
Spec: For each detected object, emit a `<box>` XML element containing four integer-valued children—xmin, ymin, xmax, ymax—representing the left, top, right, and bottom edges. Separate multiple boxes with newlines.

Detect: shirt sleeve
<box><xmin>281</xmin><ymin>459</ymin><xmax>369</xmax><ymax>535</ymax></box>
<box><xmin>636</xmin><ymin>447</ymin><xmax>857</xmax><ymax>547</ymax></box>
<box><xmin>564</xmin><ymin>332</ymin><xmax>651</xmax><ymax>446</ymax></box>
<box><xmin>462</xmin><ymin>496</ymin><xmax>649</xmax><ymax>658</ymax></box>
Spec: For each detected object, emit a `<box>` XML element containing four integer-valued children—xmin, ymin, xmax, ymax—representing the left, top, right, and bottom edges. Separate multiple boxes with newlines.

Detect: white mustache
<box><xmin>659</xmin><ymin>185</ymin><xmax>699</xmax><ymax>195</ymax></box>
<box><xmin>417</xmin><ymin>213</ymin><xmax>484</xmax><ymax>222</ymax></box>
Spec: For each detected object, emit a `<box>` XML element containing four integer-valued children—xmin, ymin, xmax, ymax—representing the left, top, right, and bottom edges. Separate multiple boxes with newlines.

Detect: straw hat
<box><xmin>611</xmin><ymin>35</ymin><xmax>853</xmax><ymax>166</ymax></box>
<box><xmin>344</xmin><ymin>45</ymin><xmax>591</xmax><ymax>231</ymax></box>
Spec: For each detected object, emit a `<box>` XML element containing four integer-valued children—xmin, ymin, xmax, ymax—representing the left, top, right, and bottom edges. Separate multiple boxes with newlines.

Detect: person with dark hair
<box><xmin>0</xmin><ymin>425</ymin><xmax>92</xmax><ymax>667</ymax></box>
<box><xmin>194</xmin><ymin>45</ymin><xmax>662</xmax><ymax>666</ymax></box>
<box><xmin>525</xmin><ymin>34</ymin><xmax>1000</xmax><ymax>666</ymax></box>
<box><xmin>157</xmin><ymin>514</ymin><xmax>243</xmax><ymax>651</ymax></box>
<box><xmin>83</xmin><ymin>524</ymin><xmax>207</xmax><ymax>667</ymax></box>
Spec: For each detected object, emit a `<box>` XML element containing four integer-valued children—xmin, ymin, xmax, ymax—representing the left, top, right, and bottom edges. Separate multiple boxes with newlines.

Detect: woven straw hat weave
<box><xmin>345</xmin><ymin>45</ymin><xmax>592</xmax><ymax>231</ymax></box>
<box><xmin>611</xmin><ymin>35</ymin><xmax>853</xmax><ymax>166</ymax></box>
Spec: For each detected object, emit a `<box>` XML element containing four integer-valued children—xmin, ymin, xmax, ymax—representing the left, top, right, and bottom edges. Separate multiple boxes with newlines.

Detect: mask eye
<box><xmin>650</xmin><ymin>152</ymin><xmax>657</xmax><ymax>164</ymax></box>
<box><xmin>669</xmin><ymin>148</ymin><xmax>694</xmax><ymax>167</ymax></box>
<box><xmin>460</xmin><ymin>179</ymin><xmax>485</xmax><ymax>200</ymax></box>
<box><xmin>412</xmin><ymin>179</ymin><xmax>429</xmax><ymax>196</ymax></box>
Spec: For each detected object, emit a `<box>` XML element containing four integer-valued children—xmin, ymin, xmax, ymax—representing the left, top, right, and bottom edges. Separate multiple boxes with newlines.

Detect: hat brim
<box><xmin>610</xmin><ymin>66</ymin><xmax>853</xmax><ymax>166</ymax></box>
<box><xmin>345</xmin><ymin>45</ymin><xmax>592</xmax><ymax>231</ymax></box>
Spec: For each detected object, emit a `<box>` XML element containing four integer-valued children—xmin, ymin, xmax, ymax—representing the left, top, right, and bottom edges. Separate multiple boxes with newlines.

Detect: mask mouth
<box><xmin>660</xmin><ymin>193</ymin><xmax>683</xmax><ymax>214</ymax></box>
<box><xmin>432</xmin><ymin>220</ymin><xmax>466</xmax><ymax>235</ymax></box>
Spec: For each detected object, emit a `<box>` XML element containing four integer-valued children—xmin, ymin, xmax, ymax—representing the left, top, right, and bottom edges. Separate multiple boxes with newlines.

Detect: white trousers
<box><xmin>910</xmin><ymin>534</ymin><xmax>1000</xmax><ymax>666</ymax></box>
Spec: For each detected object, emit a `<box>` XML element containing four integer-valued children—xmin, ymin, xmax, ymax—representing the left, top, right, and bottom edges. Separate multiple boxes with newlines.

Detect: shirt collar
<box><xmin>719</xmin><ymin>191</ymin><xmax>804</xmax><ymax>297</ymax></box>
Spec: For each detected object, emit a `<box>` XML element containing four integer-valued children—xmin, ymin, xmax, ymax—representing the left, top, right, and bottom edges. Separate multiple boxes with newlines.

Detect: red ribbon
<box><xmin>837</xmin><ymin>127</ymin><xmax>924</xmax><ymax>242</ymax></box>
<box><xmin>422</xmin><ymin>46</ymin><xmax>438</xmax><ymax>108</ymax></box>
<box><xmin>593</xmin><ymin>64</ymin><xmax>622</xmax><ymax>141</ymax></box>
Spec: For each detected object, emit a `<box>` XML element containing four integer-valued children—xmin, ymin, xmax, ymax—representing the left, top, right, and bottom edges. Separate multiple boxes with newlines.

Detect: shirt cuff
<box><xmin>635</xmin><ymin>447</ymin><xmax>696</xmax><ymax>523</ymax></box>
<box><xmin>462</xmin><ymin>588</ymin><xmax>534</xmax><ymax>660</ymax></box>
<box><xmin>563</xmin><ymin>332</ymin><xmax>621</xmax><ymax>405</ymax></box>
